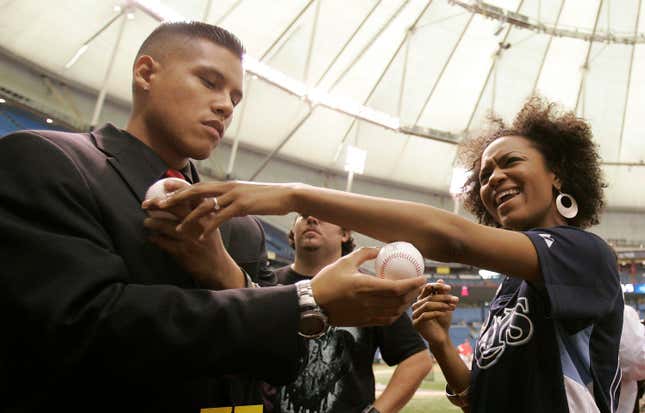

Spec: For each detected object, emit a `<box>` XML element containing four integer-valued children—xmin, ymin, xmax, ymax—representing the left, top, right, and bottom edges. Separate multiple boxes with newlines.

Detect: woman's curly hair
<box><xmin>457</xmin><ymin>96</ymin><xmax>606</xmax><ymax>229</ymax></box>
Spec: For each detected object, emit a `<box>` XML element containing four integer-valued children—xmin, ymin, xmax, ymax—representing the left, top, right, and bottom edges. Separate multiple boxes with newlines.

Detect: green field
<box><xmin>373</xmin><ymin>363</ymin><xmax>461</xmax><ymax>413</ymax></box>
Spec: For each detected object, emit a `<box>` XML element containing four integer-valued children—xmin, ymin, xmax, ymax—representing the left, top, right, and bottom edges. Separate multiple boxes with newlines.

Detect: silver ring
<box><xmin>210</xmin><ymin>197</ymin><xmax>220</xmax><ymax>211</ymax></box>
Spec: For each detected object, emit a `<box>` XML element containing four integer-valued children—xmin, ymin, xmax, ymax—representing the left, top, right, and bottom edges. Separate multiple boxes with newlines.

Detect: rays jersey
<box><xmin>470</xmin><ymin>226</ymin><xmax>623</xmax><ymax>413</ymax></box>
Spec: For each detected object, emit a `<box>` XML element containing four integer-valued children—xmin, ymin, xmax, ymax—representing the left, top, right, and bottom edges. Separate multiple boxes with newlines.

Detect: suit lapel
<box><xmin>91</xmin><ymin>124</ymin><xmax>167</xmax><ymax>204</ymax></box>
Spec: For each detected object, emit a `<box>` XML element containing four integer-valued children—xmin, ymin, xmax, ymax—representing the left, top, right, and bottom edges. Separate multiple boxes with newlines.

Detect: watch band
<box><xmin>295</xmin><ymin>279</ymin><xmax>317</xmax><ymax>309</ymax></box>
<box><xmin>295</xmin><ymin>280</ymin><xmax>328</xmax><ymax>339</ymax></box>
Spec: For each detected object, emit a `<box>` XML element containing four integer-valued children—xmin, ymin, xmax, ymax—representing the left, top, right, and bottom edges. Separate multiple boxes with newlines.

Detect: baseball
<box><xmin>375</xmin><ymin>241</ymin><xmax>425</xmax><ymax>280</ymax></box>
<box><xmin>144</xmin><ymin>177</ymin><xmax>191</xmax><ymax>220</ymax></box>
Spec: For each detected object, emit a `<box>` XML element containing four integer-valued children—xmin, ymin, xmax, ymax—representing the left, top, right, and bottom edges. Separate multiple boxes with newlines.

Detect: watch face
<box><xmin>300</xmin><ymin>312</ymin><xmax>327</xmax><ymax>336</ymax></box>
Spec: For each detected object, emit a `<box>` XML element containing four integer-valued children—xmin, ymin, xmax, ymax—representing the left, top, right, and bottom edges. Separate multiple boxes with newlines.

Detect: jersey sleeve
<box><xmin>377</xmin><ymin>312</ymin><xmax>428</xmax><ymax>366</ymax></box>
<box><xmin>524</xmin><ymin>227</ymin><xmax>621</xmax><ymax>329</ymax></box>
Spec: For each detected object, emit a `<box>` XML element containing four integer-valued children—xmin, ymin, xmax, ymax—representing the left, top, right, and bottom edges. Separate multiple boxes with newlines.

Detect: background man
<box><xmin>270</xmin><ymin>215</ymin><xmax>433</xmax><ymax>413</ymax></box>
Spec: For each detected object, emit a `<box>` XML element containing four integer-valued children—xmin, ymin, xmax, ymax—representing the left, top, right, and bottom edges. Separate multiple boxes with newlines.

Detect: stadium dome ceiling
<box><xmin>2</xmin><ymin>0</ymin><xmax>645</xmax><ymax>210</ymax></box>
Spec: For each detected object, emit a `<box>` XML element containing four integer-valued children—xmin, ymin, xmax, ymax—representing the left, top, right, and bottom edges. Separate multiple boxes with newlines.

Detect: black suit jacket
<box><xmin>0</xmin><ymin>124</ymin><xmax>302</xmax><ymax>412</ymax></box>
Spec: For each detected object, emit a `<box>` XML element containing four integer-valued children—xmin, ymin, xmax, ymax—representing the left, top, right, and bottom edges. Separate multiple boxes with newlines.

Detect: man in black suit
<box><xmin>0</xmin><ymin>22</ymin><xmax>425</xmax><ymax>412</ymax></box>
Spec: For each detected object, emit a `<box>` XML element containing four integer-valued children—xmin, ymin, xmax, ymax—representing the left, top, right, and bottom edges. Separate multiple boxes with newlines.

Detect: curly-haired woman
<box><xmin>147</xmin><ymin>97</ymin><xmax>623</xmax><ymax>413</ymax></box>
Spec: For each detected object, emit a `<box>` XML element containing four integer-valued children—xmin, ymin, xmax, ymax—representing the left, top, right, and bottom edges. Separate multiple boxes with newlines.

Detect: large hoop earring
<box><xmin>556</xmin><ymin>192</ymin><xmax>578</xmax><ymax>219</ymax></box>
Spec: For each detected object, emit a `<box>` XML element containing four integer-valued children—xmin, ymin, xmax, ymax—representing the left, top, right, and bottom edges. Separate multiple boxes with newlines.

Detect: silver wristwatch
<box><xmin>295</xmin><ymin>280</ymin><xmax>329</xmax><ymax>339</ymax></box>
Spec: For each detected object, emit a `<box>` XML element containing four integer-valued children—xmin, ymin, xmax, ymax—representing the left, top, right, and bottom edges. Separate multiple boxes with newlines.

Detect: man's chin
<box><xmin>188</xmin><ymin>144</ymin><xmax>216</xmax><ymax>160</ymax></box>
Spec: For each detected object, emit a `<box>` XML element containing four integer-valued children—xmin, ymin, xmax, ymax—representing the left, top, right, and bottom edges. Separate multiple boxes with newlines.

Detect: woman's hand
<box><xmin>412</xmin><ymin>281</ymin><xmax>458</xmax><ymax>346</ymax></box>
<box><xmin>142</xmin><ymin>181</ymin><xmax>302</xmax><ymax>238</ymax></box>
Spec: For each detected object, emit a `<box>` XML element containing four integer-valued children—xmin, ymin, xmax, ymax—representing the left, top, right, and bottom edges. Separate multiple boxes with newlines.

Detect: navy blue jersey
<box><xmin>470</xmin><ymin>226</ymin><xmax>623</xmax><ymax>413</ymax></box>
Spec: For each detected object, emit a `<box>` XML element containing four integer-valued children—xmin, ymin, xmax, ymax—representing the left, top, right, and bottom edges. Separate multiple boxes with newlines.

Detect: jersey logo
<box><xmin>538</xmin><ymin>233</ymin><xmax>554</xmax><ymax>248</ymax></box>
<box><xmin>475</xmin><ymin>297</ymin><xmax>534</xmax><ymax>370</ymax></box>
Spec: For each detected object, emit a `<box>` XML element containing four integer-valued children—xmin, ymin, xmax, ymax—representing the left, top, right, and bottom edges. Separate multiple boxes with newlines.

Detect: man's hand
<box><xmin>144</xmin><ymin>215</ymin><xmax>245</xmax><ymax>290</ymax></box>
<box><xmin>143</xmin><ymin>179</ymin><xmax>246</xmax><ymax>290</ymax></box>
<box><xmin>310</xmin><ymin>247</ymin><xmax>427</xmax><ymax>327</ymax></box>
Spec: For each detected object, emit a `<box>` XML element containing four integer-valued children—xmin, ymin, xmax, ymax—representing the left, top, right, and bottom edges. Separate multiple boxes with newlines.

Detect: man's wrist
<box><xmin>295</xmin><ymin>280</ymin><xmax>328</xmax><ymax>339</ymax></box>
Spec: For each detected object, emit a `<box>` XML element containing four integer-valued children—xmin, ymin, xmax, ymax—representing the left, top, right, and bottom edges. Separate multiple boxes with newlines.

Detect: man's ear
<box><xmin>288</xmin><ymin>229</ymin><xmax>295</xmax><ymax>249</ymax></box>
<box><xmin>341</xmin><ymin>229</ymin><xmax>351</xmax><ymax>242</ymax></box>
<box><xmin>132</xmin><ymin>55</ymin><xmax>158</xmax><ymax>93</ymax></box>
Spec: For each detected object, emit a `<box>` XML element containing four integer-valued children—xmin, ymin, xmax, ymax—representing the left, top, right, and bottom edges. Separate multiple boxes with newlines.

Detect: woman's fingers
<box><xmin>417</xmin><ymin>281</ymin><xmax>451</xmax><ymax>299</ymax></box>
<box><xmin>412</xmin><ymin>298</ymin><xmax>457</xmax><ymax>319</ymax></box>
<box><xmin>157</xmin><ymin>182</ymin><xmax>227</xmax><ymax>209</ymax></box>
<box><xmin>412</xmin><ymin>311</ymin><xmax>447</xmax><ymax>326</ymax></box>
<box><xmin>412</xmin><ymin>293</ymin><xmax>458</xmax><ymax>309</ymax></box>
<box><xmin>176</xmin><ymin>193</ymin><xmax>238</xmax><ymax>237</ymax></box>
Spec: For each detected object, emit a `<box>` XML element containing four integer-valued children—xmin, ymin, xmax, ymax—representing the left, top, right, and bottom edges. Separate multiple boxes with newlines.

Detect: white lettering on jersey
<box><xmin>476</xmin><ymin>297</ymin><xmax>534</xmax><ymax>369</ymax></box>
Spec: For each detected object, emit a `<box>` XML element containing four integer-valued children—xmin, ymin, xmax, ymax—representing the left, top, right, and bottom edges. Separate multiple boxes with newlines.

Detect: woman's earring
<box><xmin>556</xmin><ymin>192</ymin><xmax>578</xmax><ymax>219</ymax></box>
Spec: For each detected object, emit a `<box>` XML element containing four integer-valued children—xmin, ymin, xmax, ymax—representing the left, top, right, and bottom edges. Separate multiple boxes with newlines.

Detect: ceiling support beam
<box><xmin>328</xmin><ymin>0</ymin><xmax>410</xmax><ymax>92</ymax></box>
<box><xmin>245</xmin><ymin>0</ymin><xmax>411</xmax><ymax>181</ymax></box>
<box><xmin>339</xmin><ymin>1</ymin><xmax>433</xmax><ymax>146</ymax></box>
<box><xmin>617</xmin><ymin>0</ymin><xmax>642</xmax><ymax>160</ymax></box>
<box><xmin>531</xmin><ymin>0</ymin><xmax>566</xmax><ymax>95</ymax></box>
<box><xmin>397</xmin><ymin>31</ymin><xmax>411</xmax><ymax>118</ymax></box>
<box><xmin>313</xmin><ymin>0</ymin><xmax>382</xmax><ymax>87</ymax></box>
<box><xmin>214</xmin><ymin>0</ymin><xmax>242</xmax><ymax>25</ymax></box>
<box><xmin>260</xmin><ymin>0</ymin><xmax>315</xmax><ymax>61</ymax></box>
<box><xmin>303</xmin><ymin>0</ymin><xmax>322</xmax><ymax>83</ymax></box>
<box><xmin>414</xmin><ymin>11</ymin><xmax>474</xmax><ymax>125</ymax></box>
<box><xmin>574</xmin><ymin>0</ymin><xmax>604</xmax><ymax>115</ymax></box>
<box><xmin>90</xmin><ymin>13</ymin><xmax>127</xmax><ymax>128</ymax></box>
<box><xmin>465</xmin><ymin>0</ymin><xmax>525</xmax><ymax>132</ymax></box>
<box><xmin>248</xmin><ymin>108</ymin><xmax>314</xmax><ymax>181</ymax></box>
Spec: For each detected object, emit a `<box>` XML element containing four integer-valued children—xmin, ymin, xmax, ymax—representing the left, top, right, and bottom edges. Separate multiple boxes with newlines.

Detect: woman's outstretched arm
<box><xmin>146</xmin><ymin>181</ymin><xmax>540</xmax><ymax>282</ymax></box>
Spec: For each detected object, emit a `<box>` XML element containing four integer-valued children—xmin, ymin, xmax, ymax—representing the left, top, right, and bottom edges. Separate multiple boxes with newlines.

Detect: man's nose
<box><xmin>211</xmin><ymin>95</ymin><xmax>234</xmax><ymax>119</ymax></box>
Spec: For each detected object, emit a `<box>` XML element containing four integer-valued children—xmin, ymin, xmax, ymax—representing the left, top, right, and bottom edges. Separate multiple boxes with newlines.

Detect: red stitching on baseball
<box><xmin>379</xmin><ymin>251</ymin><xmax>424</xmax><ymax>277</ymax></box>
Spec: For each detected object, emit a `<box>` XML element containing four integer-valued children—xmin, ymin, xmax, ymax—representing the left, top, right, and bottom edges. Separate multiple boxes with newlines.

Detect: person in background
<box><xmin>269</xmin><ymin>215</ymin><xmax>432</xmax><ymax>413</ymax></box>
<box><xmin>617</xmin><ymin>304</ymin><xmax>645</xmax><ymax>413</ymax></box>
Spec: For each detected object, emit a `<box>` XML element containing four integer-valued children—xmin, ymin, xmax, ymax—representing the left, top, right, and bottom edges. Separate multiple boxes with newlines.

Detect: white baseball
<box><xmin>144</xmin><ymin>177</ymin><xmax>191</xmax><ymax>220</ymax></box>
<box><xmin>375</xmin><ymin>242</ymin><xmax>425</xmax><ymax>280</ymax></box>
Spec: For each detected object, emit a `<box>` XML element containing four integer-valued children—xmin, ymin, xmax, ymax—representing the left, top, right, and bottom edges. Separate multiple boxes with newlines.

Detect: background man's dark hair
<box><xmin>136</xmin><ymin>21</ymin><xmax>245</xmax><ymax>62</ymax></box>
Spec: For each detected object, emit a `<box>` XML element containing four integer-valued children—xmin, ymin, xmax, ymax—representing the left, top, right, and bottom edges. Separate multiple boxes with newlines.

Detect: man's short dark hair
<box><xmin>136</xmin><ymin>21</ymin><xmax>245</xmax><ymax>62</ymax></box>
